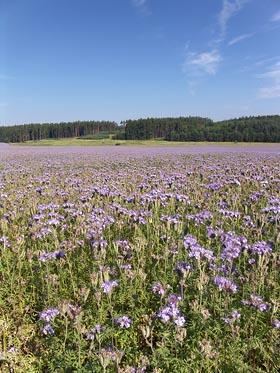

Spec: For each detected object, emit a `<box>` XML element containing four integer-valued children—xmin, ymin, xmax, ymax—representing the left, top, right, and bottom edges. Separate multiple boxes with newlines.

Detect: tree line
<box><xmin>0</xmin><ymin>115</ymin><xmax>280</xmax><ymax>143</ymax></box>
<box><xmin>0</xmin><ymin>120</ymin><xmax>118</xmax><ymax>143</ymax></box>
<box><xmin>120</xmin><ymin>115</ymin><xmax>280</xmax><ymax>142</ymax></box>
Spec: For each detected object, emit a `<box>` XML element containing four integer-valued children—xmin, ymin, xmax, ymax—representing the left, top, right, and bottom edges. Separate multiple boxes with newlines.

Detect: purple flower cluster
<box><xmin>185</xmin><ymin>210</ymin><xmax>213</xmax><ymax>226</ymax></box>
<box><xmin>42</xmin><ymin>324</ymin><xmax>55</xmax><ymax>335</ymax></box>
<box><xmin>183</xmin><ymin>234</ymin><xmax>214</xmax><ymax>261</ymax></box>
<box><xmin>115</xmin><ymin>315</ymin><xmax>132</xmax><ymax>328</ymax></box>
<box><xmin>87</xmin><ymin>324</ymin><xmax>106</xmax><ymax>340</ymax></box>
<box><xmin>175</xmin><ymin>261</ymin><xmax>193</xmax><ymax>275</ymax></box>
<box><xmin>242</xmin><ymin>294</ymin><xmax>268</xmax><ymax>312</ymax></box>
<box><xmin>218</xmin><ymin>209</ymin><xmax>241</xmax><ymax>219</ymax></box>
<box><xmin>221</xmin><ymin>309</ymin><xmax>241</xmax><ymax>324</ymax></box>
<box><xmin>39</xmin><ymin>250</ymin><xmax>65</xmax><ymax>262</ymax></box>
<box><xmin>272</xmin><ymin>319</ymin><xmax>280</xmax><ymax>328</ymax></box>
<box><xmin>0</xmin><ymin>236</ymin><xmax>11</xmax><ymax>247</ymax></box>
<box><xmin>151</xmin><ymin>282</ymin><xmax>170</xmax><ymax>296</ymax></box>
<box><xmin>39</xmin><ymin>307</ymin><xmax>60</xmax><ymax>322</ymax></box>
<box><xmin>249</xmin><ymin>241</ymin><xmax>272</xmax><ymax>255</ymax></box>
<box><xmin>39</xmin><ymin>307</ymin><xmax>59</xmax><ymax>336</ymax></box>
<box><xmin>101</xmin><ymin>280</ymin><xmax>119</xmax><ymax>293</ymax></box>
<box><xmin>220</xmin><ymin>232</ymin><xmax>249</xmax><ymax>262</ymax></box>
<box><xmin>157</xmin><ymin>294</ymin><xmax>185</xmax><ymax>327</ymax></box>
<box><xmin>213</xmin><ymin>276</ymin><xmax>238</xmax><ymax>293</ymax></box>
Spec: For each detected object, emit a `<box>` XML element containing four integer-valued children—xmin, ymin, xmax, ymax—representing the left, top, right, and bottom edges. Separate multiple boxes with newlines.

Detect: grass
<box><xmin>0</xmin><ymin>149</ymin><xmax>279</xmax><ymax>372</ymax></box>
<box><xmin>10</xmin><ymin>137</ymin><xmax>280</xmax><ymax>146</ymax></box>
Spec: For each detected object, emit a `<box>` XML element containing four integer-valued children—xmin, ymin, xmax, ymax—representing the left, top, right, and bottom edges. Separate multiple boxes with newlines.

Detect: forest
<box><xmin>122</xmin><ymin>115</ymin><xmax>280</xmax><ymax>142</ymax></box>
<box><xmin>0</xmin><ymin>115</ymin><xmax>280</xmax><ymax>143</ymax></box>
<box><xmin>0</xmin><ymin>120</ymin><xmax>118</xmax><ymax>143</ymax></box>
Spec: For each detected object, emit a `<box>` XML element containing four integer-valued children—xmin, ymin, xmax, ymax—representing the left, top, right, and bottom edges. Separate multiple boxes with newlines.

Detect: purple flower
<box><xmin>272</xmin><ymin>319</ymin><xmax>280</xmax><ymax>328</ymax></box>
<box><xmin>39</xmin><ymin>250</ymin><xmax>65</xmax><ymax>262</ymax></box>
<box><xmin>115</xmin><ymin>316</ymin><xmax>132</xmax><ymax>328</ymax></box>
<box><xmin>220</xmin><ymin>232</ymin><xmax>248</xmax><ymax>262</ymax></box>
<box><xmin>250</xmin><ymin>241</ymin><xmax>272</xmax><ymax>255</ymax></box>
<box><xmin>42</xmin><ymin>323</ymin><xmax>55</xmax><ymax>335</ymax></box>
<box><xmin>101</xmin><ymin>280</ymin><xmax>118</xmax><ymax>293</ymax></box>
<box><xmin>174</xmin><ymin>316</ymin><xmax>186</xmax><ymax>327</ymax></box>
<box><xmin>231</xmin><ymin>310</ymin><xmax>241</xmax><ymax>319</ymax></box>
<box><xmin>242</xmin><ymin>294</ymin><xmax>268</xmax><ymax>312</ymax></box>
<box><xmin>151</xmin><ymin>282</ymin><xmax>170</xmax><ymax>296</ymax></box>
<box><xmin>87</xmin><ymin>324</ymin><xmax>106</xmax><ymax>339</ymax></box>
<box><xmin>222</xmin><ymin>310</ymin><xmax>241</xmax><ymax>324</ymax></box>
<box><xmin>183</xmin><ymin>234</ymin><xmax>198</xmax><ymax>248</ymax></box>
<box><xmin>39</xmin><ymin>308</ymin><xmax>59</xmax><ymax>322</ymax></box>
<box><xmin>157</xmin><ymin>296</ymin><xmax>185</xmax><ymax>326</ymax></box>
<box><xmin>213</xmin><ymin>276</ymin><xmax>238</xmax><ymax>293</ymax></box>
<box><xmin>187</xmin><ymin>243</ymin><xmax>215</xmax><ymax>261</ymax></box>
<box><xmin>167</xmin><ymin>294</ymin><xmax>182</xmax><ymax>305</ymax></box>
<box><xmin>175</xmin><ymin>261</ymin><xmax>193</xmax><ymax>274</ymax></box>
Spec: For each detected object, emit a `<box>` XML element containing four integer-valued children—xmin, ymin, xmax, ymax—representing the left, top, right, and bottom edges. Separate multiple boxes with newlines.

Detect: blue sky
<box><xmin>1</xmin><ymin>0</ymin><xmax>280</xmax><ymax>125</ymax></box>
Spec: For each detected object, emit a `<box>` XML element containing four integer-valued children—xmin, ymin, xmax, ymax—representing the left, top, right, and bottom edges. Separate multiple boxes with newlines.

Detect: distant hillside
<box><xmin>119</xmin><ymin>115</ymin><xmax>280</xmax><ymax>142</ymax></box>
<box><xmin>0</xmin><ymin>115</ymin><xmax>280</xmax><ymax>143</ymax></box>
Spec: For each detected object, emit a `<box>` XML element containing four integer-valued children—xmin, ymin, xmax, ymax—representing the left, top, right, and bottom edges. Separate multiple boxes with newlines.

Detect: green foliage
<box><xmin>0</xmin><ymin>120</ymin><xmax>119</xmax><ymax>143</ymax></box>
<box><xmin>123</xmin><ymin>115</ymin><xmax>280</xmax><ymax>142</ymax></box>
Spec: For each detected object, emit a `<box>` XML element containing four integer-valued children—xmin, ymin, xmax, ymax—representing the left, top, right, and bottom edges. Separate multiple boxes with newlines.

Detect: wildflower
<box><xmin>250</xmin><ymin>241</ymin><xmax>272</xmax><ymax>255</ymax></box>
<box><xmin>231</xmin><ymin>310</ymin><xmax>241</xmax><ymax>319</ymax></box>
<box><xmin>221</xmin><ymin>310</ymin><xmax>241</xmax><ymax>324</ymax></box>
<box><xmin>183</xmin><ymin>234</ymin><xmax>198</xmax><ymax>248</ymax></box>
<box><xmin>39</xmin><ymin>308</ymin><xmax>59</xmax><ymax>322</ymax></box>
<box><xmin>115</xmin><ymin>316</ymin><xmax>132</xmax><ymax>328</ymax></box>
<box><xmin>87</xmin><ymin>325</ymin><xmax>106</xmax><ymax>339</ymax></box>
<box><xmin>188</xmin><ymin>243</ymin><xmax>215</xmax><ymax>261</ymax></box>
<box><xmin>220</xmin><ymin>232</ymin><xmax>248</xmax><ymax>262</ymax></box>
<box><xmin>39</xmin><ymin>250</ymin><xmax>65</xmax><ymax>262</ymax></box>
<box><xmin>157</xmin><ymin>295</ymin><xmax>185</xmax><ymax>326</ymax></box>
<box><xmin>175</xmin><ymin>261</ymin><xmax>193</xmax><ymax>274</ymax></box>
<box><xmin>174</xmin><ymin>316</ymin><xmax>186</xmax><ymax>327</ymax></box>
<box><xmin>167</xmin><ymin>294</ymin><xmax>182</xmax><ymax>305</ymax></box>
<box><xmin>42</xmin><ymin>323</ymin><xmax>55</xmax><ymax>335</ymax></box>
<box><xmin>7</xmin><ymin>347</ymin><xmax>18</xmax><ymax>354</ymax></box>
<box><xmin>272</xmin><ymin>319</ymin><xmax>280</xmax><ymax>328</ymax></box>
<box><xmin>213</xmin><ymin>276</ymin><xmax>238</xmax><ymax>293</ymax></box>
<box><xmin>151</xmin><ymin>282</ymin><xmax>170</xmax><ymax>296</ymax></box>
<box><xmin>101</xmin><ymin>280</ymin><xmax>118</xmax><ymax>293</ymax></box>
<box><xmin>242</xmin><ymin>294</ymin><xmax>268</xmax><ymax>312</ymax></box>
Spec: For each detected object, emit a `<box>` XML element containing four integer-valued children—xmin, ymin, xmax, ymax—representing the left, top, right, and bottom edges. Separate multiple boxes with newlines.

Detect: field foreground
<box><xmin>0</xmin><ymin>146</ymin><xmax>279</xmax><ymax>372</ymax></box>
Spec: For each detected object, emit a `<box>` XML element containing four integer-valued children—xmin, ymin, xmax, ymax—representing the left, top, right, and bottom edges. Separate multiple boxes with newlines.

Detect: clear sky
<box><xmin>1</xmin><ymin>0</ymin><xmax>280</xmax><ymax>125</ymax></box>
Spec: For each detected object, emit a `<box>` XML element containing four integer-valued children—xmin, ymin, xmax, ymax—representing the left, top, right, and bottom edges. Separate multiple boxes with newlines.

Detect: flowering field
<box><xmin>0</xmin><ymin>146</ymin><xmax>280</xmax><ymax>372</ymax></box>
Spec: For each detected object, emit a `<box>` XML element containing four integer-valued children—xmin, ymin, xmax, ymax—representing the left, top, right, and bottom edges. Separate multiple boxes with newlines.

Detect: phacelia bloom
<box><xmin>42</xmin><ymin>323</ymin><xmax>55</xmax><ymax>335</ymax></box>
<box><xmin>183</xmin><ymin>234</ymin><xmax>198</xmax><ymax>248</ymax></box>
<box><xmin>157</xmin><ymin>295</ymin><xmax>185</xmax><ymax>326</ymax></box>
<box><xmin>186</xmin><ymin>243</ymin><xmax>215</xmax><ymax>261</ymax></box>
<box><xmin>220</xmin><ymin>232</ymin><xmax>249</xmax><ymax>262</ymax></box>
<box><xmin>87</xmin><ymin>325</ymin><xmax>106</xmax><ymax>339</ymax></box>
<box><xmin>115</xmin><ymin>316</ymin><xmax>132</xmax><ymax>328</ymax></box>
<box><xmin>151</xmin><ymin>282</ymin><xmax>170</xmax><ymax>296</ymax></box>
<box><xmin>101</xmin><ymin>280</ymin><xmax>118</xmax><ymax>293</ymax></box>
<box><xmin>221</xmin><ymin>309</ymin><xmax>241</xmax><ymax>324</ymax></box>
<box><xmin>39</xmin><ymin>308</ymin><xmax>59</xmax><ymax>322</ymax></box>
<box><xmin>174</xmin><ymin>316</ymin><xmax>186</xmax><ymax>327</ymax></box>
<box><xmin>272</xmin><ymin>319</ymin><xmax>280</xmax><ymax>328</ymax></box>
<box><xmin>231</xmin><ymin>310</ymin><xmax>241</xmax><ymax>319</ymax></box>
<box><xmin>39</xmin><ymin>250</ymin><xmax>65</xmax><ymax>262</ymax></box>
<box><xmin>213</xmin><ymin>276</ymin><xmax>238</xmax><ymax>293</ymax></box>
<box><xmin>250</xmin><ymin>241</ymin><xmax>272</xmax><ymax>255</ymax></box>
<box><xmin>167</xmin><ymin>294</ymin><xmax>182</xmax><ymax>306</ymax></box>
<box><xmin>242</xmin><ymin>294</ymin><xmax>268</xmax><ymax>312</ymax></box>
<box><xmin>158</xmin><ymin>305</ymin><xmax>180</xmax><ymax>323</ymax></box>
<box><xmin>175</xmin><ymin>261</ymin><xmax>193</xmax><ymax>274</ymax></box>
